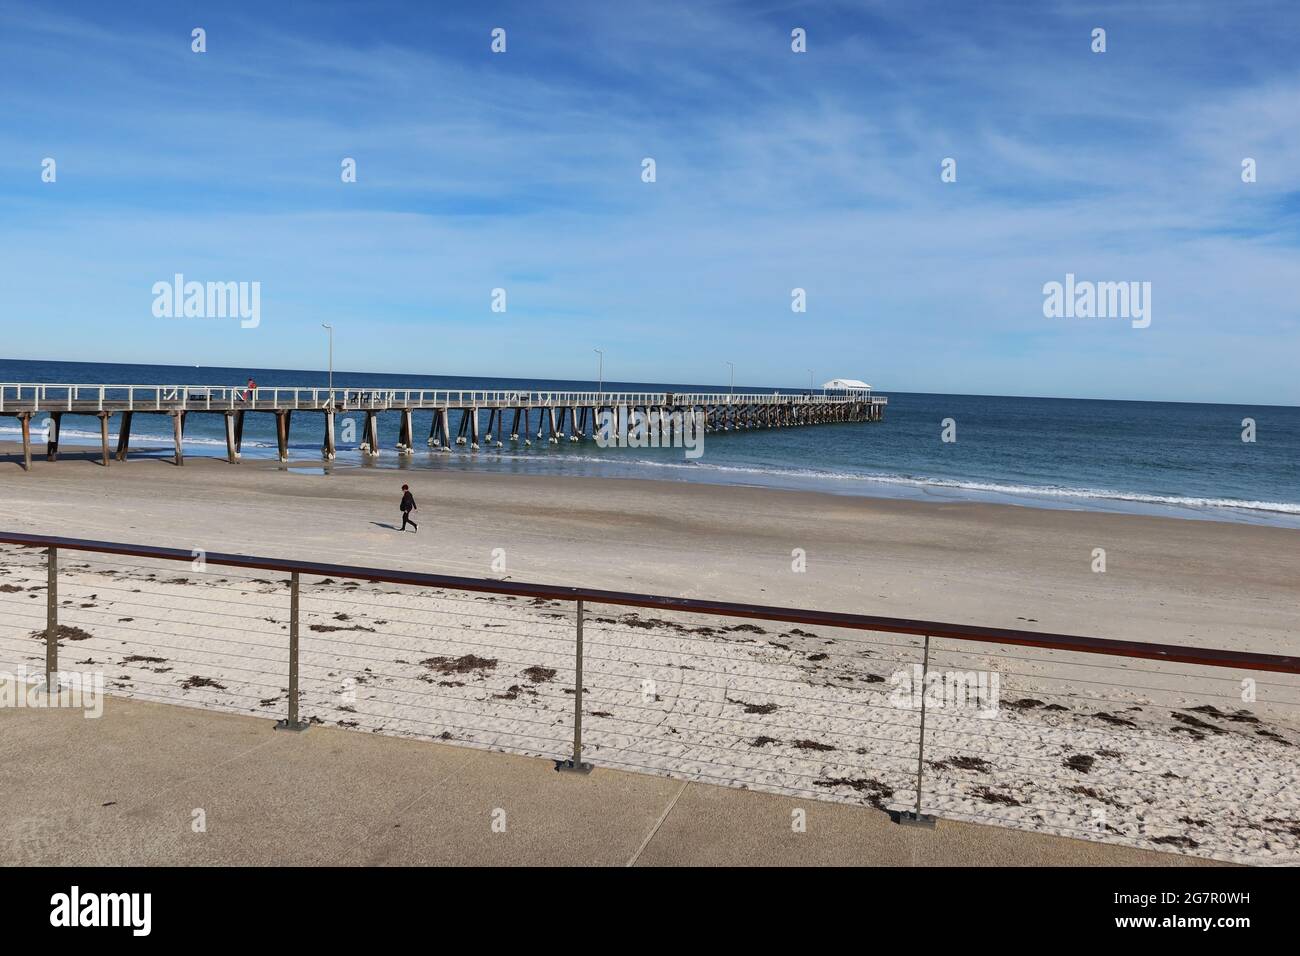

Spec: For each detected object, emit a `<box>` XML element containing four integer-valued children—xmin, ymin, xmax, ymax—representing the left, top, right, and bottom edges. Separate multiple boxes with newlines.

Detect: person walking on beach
<box><xmin>399</xmin><ymin>484</ymin><xmax>418</xmax><ymax>532</ymax></box>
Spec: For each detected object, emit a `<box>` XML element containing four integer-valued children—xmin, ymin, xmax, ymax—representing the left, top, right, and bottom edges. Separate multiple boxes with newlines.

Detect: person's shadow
<box><xmin>369</xmin><ymin>521</ymin><xmax>402</xmax><ymax>531</ymax></box>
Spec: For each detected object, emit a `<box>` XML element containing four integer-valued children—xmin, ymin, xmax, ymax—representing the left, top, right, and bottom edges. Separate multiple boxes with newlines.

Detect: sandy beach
<box><xmin>1</xmin><ymin>445</ymin><xmax>1298</xmax><ymax>645</ymax></box>
<box><xmin>1</xmin><ymin>448</ymin><xmax>1298</xmax><ymax>863</ymax></box>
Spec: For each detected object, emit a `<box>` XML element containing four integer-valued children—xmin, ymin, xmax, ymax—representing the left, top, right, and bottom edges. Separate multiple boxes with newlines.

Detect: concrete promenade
<box><xmin>0</xmin><ymin>684</ymin><xmax>1220</xmax><ymax>867</ymax></box>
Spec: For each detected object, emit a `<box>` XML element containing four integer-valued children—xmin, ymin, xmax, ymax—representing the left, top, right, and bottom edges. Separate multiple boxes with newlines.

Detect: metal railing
<box><xmin>0</xmin><ymin>384</ymin><xmax>887</xmax><ymax>413</ymax></box>
<box><xmin>1</xmin><ymin>530</ymin><xmax>1296</xmax><ymax>862</ymax></box>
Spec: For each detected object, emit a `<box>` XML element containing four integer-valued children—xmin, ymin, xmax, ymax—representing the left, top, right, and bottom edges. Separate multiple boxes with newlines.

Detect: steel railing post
<box><xmin>275</xmin><ymin>571</ymin><xmax>309</xmax><ymax>732</ymax></box>
<box><xmin>556</xmin><ymin>599</ymin><xmax>592</xmax><ymax>773</ymax></box>
<box><xmin>898</xmin><ymin>634</ymin><xmax>936</xmax><ymax>827</ymax></box>
<box><xmin>45</xmin><ymin>546</ymin><xmax>58</xmax><ymax>690</ymax></box>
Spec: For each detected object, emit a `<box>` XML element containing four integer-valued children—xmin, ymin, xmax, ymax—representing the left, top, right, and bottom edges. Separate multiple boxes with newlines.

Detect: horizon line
<box><xmin>1</xmin><ymin>356</ymin><xmax>1297</xmax><ymax>410</ymax></box>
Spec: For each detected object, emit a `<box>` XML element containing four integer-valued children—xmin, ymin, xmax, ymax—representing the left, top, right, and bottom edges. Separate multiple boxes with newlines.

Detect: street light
<box><xmin>724</xmin><ymin>361</ymin><xmax>734</xmax><ymax>396</ymax></box>
<box><xmin>594</xmin><ymin>348</ymin><xmax>604</xmax><ymax>396</ymax></box>
<box><xmin>807</xmin><ymin>368</ymin><xmax>814</xmax><ymax>392</ymax></box>
<box><xmin>321</xmin><ymin>323</ymin><xmax>334</xmax><ymax>404</ymax></box>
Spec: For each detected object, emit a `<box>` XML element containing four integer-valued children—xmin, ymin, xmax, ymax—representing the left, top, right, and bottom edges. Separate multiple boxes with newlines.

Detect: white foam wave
<box><xmin>450</xmin><ymin>450</ymin><xmax>1300</xmax><ymax>516</ymax></box>
<box><xmin>0</xmin><ymin>424</ymin><xmax>275</xmax><ymax>449</ymax></box>
<box><xmin>5</xmin><ymin>425</ymin><xmax>1295</xmax><ymax>516</ymax></box>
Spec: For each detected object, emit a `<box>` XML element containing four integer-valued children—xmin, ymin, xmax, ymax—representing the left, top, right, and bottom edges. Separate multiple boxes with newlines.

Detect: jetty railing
<box><xmin>1</xmin><ymin>383</ymin><xmax>888</xmax><ymax>469</ymax></box>
<box><xmin>0</xmin><ymin>384</ymin><xmax>888</xmax><ymax>413</ymax></box>
<box><xmin>1</xmin><ymin>531</ymin><xmax>1296</xmax><ymax>862</ymax></box>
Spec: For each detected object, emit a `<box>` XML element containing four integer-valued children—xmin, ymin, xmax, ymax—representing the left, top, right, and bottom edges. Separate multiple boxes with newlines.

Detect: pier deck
<box><xmin>0</xmin><ymin>383</ymin><xmax>887</xmax><ymax>469</ymax></box>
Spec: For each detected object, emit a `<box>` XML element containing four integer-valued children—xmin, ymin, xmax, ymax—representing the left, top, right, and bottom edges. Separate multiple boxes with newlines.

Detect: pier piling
<box><xmin>171</xmin><ymin>411</ymin><xmax>185</xmax><ymax>466</ymax></box>
<box><xmin>115</xmin><ymin>412</ymin><xmax>133</xmax><ymax>461</ymax></box>
<box><xmin>97</xmin><ymin>412</ymin><xmax>110</xmax><ymax>467</ymax></box>
<box><xmin>399</xmin><ymin>408</ymin><xmax>414</xmax><ymax>455</ymax></box>
<box><xmin>363</xmin><ymin>410</ymin><xmax>379</xmax><ymax>455</ymax></box>
<box><xmin>275</xmin><ymin>410</ymin><xmax>291</xmax><ymax>463</ymax></box>
<box><xmin>224</xmin><ymin>412</ymin><xmax>240</xmax><ymax>464</ymax></box>
<box><xmin>322</xmin><ymin>411</ymin><xmax>336</xmax><ymax>461</ymax></box>
<box><xmin>19</xmin><ymin>412</ymin><xmax>32</xmax><ymax>471</ymax></box>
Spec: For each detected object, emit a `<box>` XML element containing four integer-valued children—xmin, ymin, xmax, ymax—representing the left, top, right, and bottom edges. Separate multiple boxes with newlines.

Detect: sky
<box><xmin>0</xmin><ymin>0</ymin><xmax>1297</xmax><ymax>403</ymax></box>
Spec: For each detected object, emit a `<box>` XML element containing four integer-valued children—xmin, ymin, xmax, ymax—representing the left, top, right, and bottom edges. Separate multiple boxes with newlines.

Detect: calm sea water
<box><xmin>3</xmin><ymin>359</ymin><xmax>1297</xmax><ymax>528</ymax></box>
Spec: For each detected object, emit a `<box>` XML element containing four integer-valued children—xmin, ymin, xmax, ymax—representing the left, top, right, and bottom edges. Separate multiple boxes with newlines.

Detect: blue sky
<box><xmin>0</xmin><ymin>0</ymin><xmax>1297</xmax><ymax>403</ymax></box>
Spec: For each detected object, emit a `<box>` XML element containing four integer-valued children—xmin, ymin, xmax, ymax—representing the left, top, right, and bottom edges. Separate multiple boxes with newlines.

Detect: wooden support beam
<box><xmin>470</xmin><ymin>407</ymin><xmax>480</xmax><ymax>449</ymax></box>
<box><xmin>19</xmin><ymin>413</ymin><xmax>32</xmax><ymax>471</ymax></box>
<box><xmin>509</xmin><ymin>408</ymin><xmax>521</xmax><ymax>441</ymax></box>
<box><xmin>275</xmin><ymin>410</ymin><xmax>291</xmax><ymax>463</ymax></box>
<box><xmin>364</xmin><ymin>410</ymin><xmax>379</xmax><ymax>455</ymax></box>
<box><xmin>233</xmin><ymin>410</ymin><xmax>244</xmax><ymax>455</ymax></box>
<box><xmin>225</xmin><ymin>412</ymin><xmax>240</xmax><ymax>463</ymax></box>
<box><xmin>115</xmin><ymin>412</ymin><xmax>133</xmax><ymax>461</ymax></box>
<box><xmin>97</xmin><ymin>413</ymin><xmax>110</xmax><ymax>467</ymax></box>
<box><xmin>399</xmin><ymin>408</ymin><xmax>414</xmax><ymax>454</ymax></box>
<box><xmin>172</xmin><ymin>411</ymin><xmax>185</xmax><ymax>466</ymax></box>
<box><xmin>322</xmin><ymin>411</ymin><xmax>336</xmax><ymax>460</ymax></box>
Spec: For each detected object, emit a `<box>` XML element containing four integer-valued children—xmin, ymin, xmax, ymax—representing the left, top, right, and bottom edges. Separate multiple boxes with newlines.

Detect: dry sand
<box><xmin>0</xmin><ymin>450</ymin><xmax>1297</xmax><ymax>863</ymax></box>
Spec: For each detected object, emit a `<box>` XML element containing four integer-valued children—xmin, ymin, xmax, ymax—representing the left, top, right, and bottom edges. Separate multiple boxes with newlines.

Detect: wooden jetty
<box><xmin>0</xmin><ymin>384</ymin><xmax>887</xmax><ymax>470</ymax></box>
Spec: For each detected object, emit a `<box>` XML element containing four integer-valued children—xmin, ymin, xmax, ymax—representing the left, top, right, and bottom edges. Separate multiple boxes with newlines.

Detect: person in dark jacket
<box><xmin>399</xmin><ymin>484</ymin><xmax>418</xmax><ymax>532</ymax></box>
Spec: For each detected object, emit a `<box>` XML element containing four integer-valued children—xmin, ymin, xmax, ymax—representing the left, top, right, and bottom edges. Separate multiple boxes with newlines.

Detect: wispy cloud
<box><xmin>0</xmin><ymin>0</ymin><xmax>1295</xmax><ymax>403</ymax></box>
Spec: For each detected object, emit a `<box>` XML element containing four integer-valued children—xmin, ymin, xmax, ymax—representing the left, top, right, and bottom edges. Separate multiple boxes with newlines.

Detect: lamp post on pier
<box><xmin>725</xmin><ymin>361</ymin><xmax>734</xmax><ymax>397</ymax></box>
<box><xmin>594</xmin><ymin>348</ymin><xmax>604</xmax><ymax>397</ymax></box>
<box><xmin>322</xmin><ymin>323</ymin><xmax>334</xmax><ymax>405</ymax></box>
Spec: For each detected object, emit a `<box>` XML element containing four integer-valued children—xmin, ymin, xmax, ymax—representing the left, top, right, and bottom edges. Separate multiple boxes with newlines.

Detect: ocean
<box><xmin>2</xmin><ymin>359</ymin><xmax>1297</xmax><ymax>528</ymax></box>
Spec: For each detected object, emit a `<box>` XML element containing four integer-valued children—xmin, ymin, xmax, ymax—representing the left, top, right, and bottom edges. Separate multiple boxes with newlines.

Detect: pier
<box><xmin>0</xmin><ymin>383</ymin><xmax>887</xmax><ymax>469</ymax></box>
